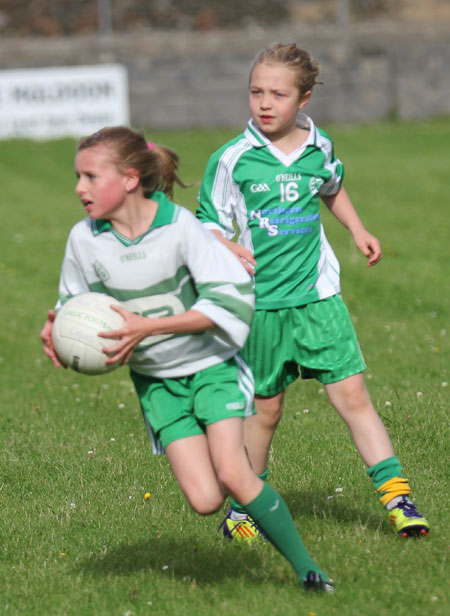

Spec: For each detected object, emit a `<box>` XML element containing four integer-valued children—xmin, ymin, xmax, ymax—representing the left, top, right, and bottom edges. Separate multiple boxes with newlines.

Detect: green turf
<box><xmin>0</xmin><ymin>118</ymin><xmax>449</xmax><ymax>616</ymax></box>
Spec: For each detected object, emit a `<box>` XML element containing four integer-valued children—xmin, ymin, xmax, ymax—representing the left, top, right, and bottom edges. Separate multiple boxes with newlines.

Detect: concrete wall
<box><xmin>1</xmin><ymin>21</ymin><xmax>449</xmax><ymax>129</ymax></box>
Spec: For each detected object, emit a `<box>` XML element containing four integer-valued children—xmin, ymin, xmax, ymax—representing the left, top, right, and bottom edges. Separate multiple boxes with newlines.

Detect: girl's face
<box><xmin>75</xmin><ymin>145</ymin><xmax>133</xmax><ymax>220</ymax></box>
<box><xmin>249</xmin><ymin>62</ymin><xmax>309</xmax><ymax>140</ymax></box>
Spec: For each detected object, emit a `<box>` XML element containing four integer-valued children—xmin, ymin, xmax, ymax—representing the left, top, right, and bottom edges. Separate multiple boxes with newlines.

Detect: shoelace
<box><xmin>396</xmin><ymin>499</ymin><xmax>423</xmax><ymax>518</ymax></box>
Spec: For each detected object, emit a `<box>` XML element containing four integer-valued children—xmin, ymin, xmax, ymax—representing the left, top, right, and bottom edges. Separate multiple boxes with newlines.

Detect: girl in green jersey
<box><xmin>41</xmin><ymin>125</ymin><xmax>334</xmax><ymax>592</ymax></box>
<box><xmin>197</xmin><ymin>43</ymin><xmax>430</xmax><ymax>540</ymax></box>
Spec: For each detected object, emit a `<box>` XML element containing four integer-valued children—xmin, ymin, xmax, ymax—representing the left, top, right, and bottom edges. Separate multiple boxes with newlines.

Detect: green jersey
<box><xmin>197</xmin><ymin>113</ymin><xmax>344</xmax><ymax>309</ymax></box>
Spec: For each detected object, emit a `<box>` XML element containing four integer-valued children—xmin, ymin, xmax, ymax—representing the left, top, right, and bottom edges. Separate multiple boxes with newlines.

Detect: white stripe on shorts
<box><xmin>233</xmin><ymin>353</ymin><xmax>255</xmax><ymax>417</ymax></box>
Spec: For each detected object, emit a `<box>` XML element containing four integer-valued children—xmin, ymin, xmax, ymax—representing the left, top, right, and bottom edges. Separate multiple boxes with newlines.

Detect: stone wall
<box><xmin>1</xmin><ymin>21</ymin><xmax>449</xmax><ymax>129</ymax></box>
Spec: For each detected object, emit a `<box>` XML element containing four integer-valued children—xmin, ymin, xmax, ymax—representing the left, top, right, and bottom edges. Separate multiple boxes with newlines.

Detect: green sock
<box><xmin>243</xmin><ymin>482</ymin><xmax>329</xmax><ymax>585</ymax></box>
<box><xmin>230</xmin><ymin>468</ymin><xmax>268</xmax><ymax>513</ymax></box>
<box><xmin>367</xmin><ymin>455</ymin><xmax>402</xmax><ymax>500</ymax></box>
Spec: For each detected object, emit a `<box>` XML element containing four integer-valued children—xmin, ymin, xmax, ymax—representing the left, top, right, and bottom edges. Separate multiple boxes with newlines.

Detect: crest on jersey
<box><xmin>94</xmin><ymin>260</ymin><xmax>110</xmax><ymax>281</ymax></box>
<box><xmin>309</xmin><ymin>177</ymin><xmax>324</xmax><ymax>195</ymax></box>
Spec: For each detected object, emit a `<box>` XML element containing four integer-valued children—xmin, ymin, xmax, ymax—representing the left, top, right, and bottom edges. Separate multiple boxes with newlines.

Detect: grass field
<box><xmin>0</xmin><ymin>118</ymin><xmax>449</xmax><ymax>616</ymax></box>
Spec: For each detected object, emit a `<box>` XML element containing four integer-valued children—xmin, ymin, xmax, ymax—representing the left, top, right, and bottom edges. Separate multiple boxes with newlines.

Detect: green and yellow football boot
<box><xmin>387</xmin><ymin>497</ymin><xmax>430</xmax><ymax>538</ymax></box>
<box><xmin>218</xmin><ymin>508</ymin><xmax>265</xmax><ymax>542</ymax></box>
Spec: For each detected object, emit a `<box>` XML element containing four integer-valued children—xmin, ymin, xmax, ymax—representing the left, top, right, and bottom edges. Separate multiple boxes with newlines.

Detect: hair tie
<box><xmin>146</xmin><ymin>141</ymin><xmax>155</xmax><ymax>151</ymax></box>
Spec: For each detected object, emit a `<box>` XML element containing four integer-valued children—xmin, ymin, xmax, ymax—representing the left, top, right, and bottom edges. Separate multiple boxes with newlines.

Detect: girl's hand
<box><xmin>353</xmin><ymin>229</ymin><xmax>382</xmax><ymax>266</ymax></box>
<box><xmin>323</xmin><ymin>187</ymin><xmax>381</xmax><ymax>267</ymax></box>
<box><xmin>211</xmin><ymin>231</ymin><xmax>257</xmax><ymax>275</ymax></box>
<box><xmin>98</xmin><ymin>305</ymin><xmax>153</xmax><ymax>365</ymax></box>
<box><xmin>40</xmin><ymin>310</ymin><xmax>65</xmax><ymax>368</ymax></box>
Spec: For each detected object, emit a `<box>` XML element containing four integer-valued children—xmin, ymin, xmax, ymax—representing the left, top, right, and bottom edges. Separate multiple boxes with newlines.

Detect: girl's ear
<box><xmin>298</xmin><ymin>90</ymin><xmax>312</xmax><ymax>110</ymax></box>
<box><xmin>125</xmin><ymin>168</ymin><xmax>140</xmax><ymax>193</ymax></box>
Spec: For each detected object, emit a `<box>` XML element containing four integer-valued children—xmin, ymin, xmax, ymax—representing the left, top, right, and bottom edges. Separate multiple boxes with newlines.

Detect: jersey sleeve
<box><xmin>180</xmin><ymin>209</ymin><xmax>254</xmax><ymax>349</ymax></box>
<box><xmin>55</xmin><ymin>225</ymin><xmax>91</xmax><ymax>310</ymax></box>
<box><xmin>197</xmin><ymin>151</ymin><xmax>239</xmax><ymax>241</ymax></box>
<box><xmin>317</xmin><ymin>129</ymin><xmax>345</xmax><ymax>197</ymax></box>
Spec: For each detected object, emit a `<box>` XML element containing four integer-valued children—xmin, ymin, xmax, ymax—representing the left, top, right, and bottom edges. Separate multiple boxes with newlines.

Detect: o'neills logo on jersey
<box><xmin>276</xmin><ymin>172</ymin><xmax>302</xmax><ymax>182</ymax></box>
<box><xmin>250</xmin><ymin>210</ymin><xmax>278</xmax><ymax>236</ymax></box>
<box><xmin>250</xmin><ymin>183</ymin><xmax>270</xmax><ymax>193</ymax></box>
<box><xmin>120</xmin><ymin>251</ymin><xmax>146</xmax><ymax>263</ymax></box>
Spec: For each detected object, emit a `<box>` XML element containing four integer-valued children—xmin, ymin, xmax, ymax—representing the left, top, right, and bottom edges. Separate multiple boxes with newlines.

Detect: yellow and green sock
<box><xmin>367</xmin><ymin>456</ymin><xmax>411</xmax><ymax>507</ymax></box>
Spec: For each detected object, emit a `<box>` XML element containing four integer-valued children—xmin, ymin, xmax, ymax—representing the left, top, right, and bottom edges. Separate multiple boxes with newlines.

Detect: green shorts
<box><xmin>241</xmin><ymin>294</ymin><xmax>366</xmax><ymax>396</ymax></box>
<box><xmin>130</xmin><ymin>355</ymin><xmax>255</xmax><ymax>452</ymax></box>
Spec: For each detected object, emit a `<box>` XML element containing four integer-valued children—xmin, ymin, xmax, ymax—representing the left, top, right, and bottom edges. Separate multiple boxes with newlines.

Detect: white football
<box><xmin>51</xmin><ymin>292</ymin><xmax>125</xmax><ymax>375</ymax></box>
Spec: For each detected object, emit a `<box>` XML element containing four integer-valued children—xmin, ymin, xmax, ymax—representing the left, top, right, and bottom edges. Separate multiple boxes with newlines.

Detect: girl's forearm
<box><xmin>322</xmin><ymin>187</ymin><xmax>366</xmax><ymax>236</ymax></box>
<box><xmin>142</xmin><ymin>309</ymin><xmax>215</xmax><ymax>337</ymax></box>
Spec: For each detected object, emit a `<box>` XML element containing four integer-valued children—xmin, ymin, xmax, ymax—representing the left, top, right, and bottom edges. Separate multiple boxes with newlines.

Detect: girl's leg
<box><xmin>325</xmin><ymin>373</ymin><xmax>394</xmax><ymax>466</ymax></box>
<box><xmin>207</xmin><ymin>417</ymin><xmax>263</xmax><ymax>505</ymax></box>
<box><xmin>243</xmin><ymin>391</ymin><xmax>285</xmax><ymax>475</ymax></box>
<box><xmin>207</xmin><ymin>417</ymin><xmax>333</xmax><ymax>589</ymax></box>
<box><xmin>325</xmin><ymin>373</ymin><xmax>430</xmax><ymax>535</ymax></box>
<box><xmin>165</xmin><ymin>434</ymin><xmax>224</xmax><ymax>515</ymax></box>
<box><xmin>229</xmin><ymin>392</ymin><xmax>284</xmax><ymax>519</ymax></box>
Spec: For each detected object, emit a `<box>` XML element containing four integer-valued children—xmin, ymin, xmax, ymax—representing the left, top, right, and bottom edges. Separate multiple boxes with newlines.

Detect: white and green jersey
<box><xmin>56</xmin><ymin>191</ymin><xmax>255</xmax><ymax>378</ymax></box>
<box><xmin>197</xmin><ymin>113</ymin><xmax>343</xmax><ymax>309</ymax></box>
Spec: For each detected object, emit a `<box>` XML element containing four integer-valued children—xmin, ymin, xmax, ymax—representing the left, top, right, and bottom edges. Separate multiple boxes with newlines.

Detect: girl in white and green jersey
<box><xmin>40</xmin><ymin>126</ymin><xmax>334</xmax><ymax>592</ymax></box>
<box><xmin>197</xmin><ymin>43</ymin><xmax>430</xmax><ymax>540</ymax></box>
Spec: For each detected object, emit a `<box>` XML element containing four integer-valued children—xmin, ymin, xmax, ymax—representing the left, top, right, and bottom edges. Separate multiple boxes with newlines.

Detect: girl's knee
<box><xmin>255</xmin><ymin>394</ymin><xmax>284</xmax><ymax>425</ymax></box>
<box><xmin>188</xmin><ymin>492</ymin><xmax>224</xmax><ymax>515</ymax></box>
<box><xmin>327</xmin><ymin>375</ymin><xmax>376</xmax><ymax>417</ymax></box>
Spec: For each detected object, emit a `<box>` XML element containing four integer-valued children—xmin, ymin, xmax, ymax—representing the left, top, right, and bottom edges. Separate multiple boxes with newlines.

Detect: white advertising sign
<box><xmin>0</xmin><ymin>64</ymin><xmax>129</xmax><ymax>139</ymax></box>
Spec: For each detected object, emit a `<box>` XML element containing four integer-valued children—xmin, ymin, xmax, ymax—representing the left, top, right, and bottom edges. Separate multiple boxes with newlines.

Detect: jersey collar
<box><xmin>91</xmin><ymin>191</ymin><xmax>180</xmax><ymax>237</ymax></box>
<box><xmin>244</xmin><ymin>112</ymin><xmax>319</xmax><ymax>149</ymax></box>
<box><xmin>148</xmin><ymin>191</ymin><xmax>180</xmax><ymax>228</ymax></box>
